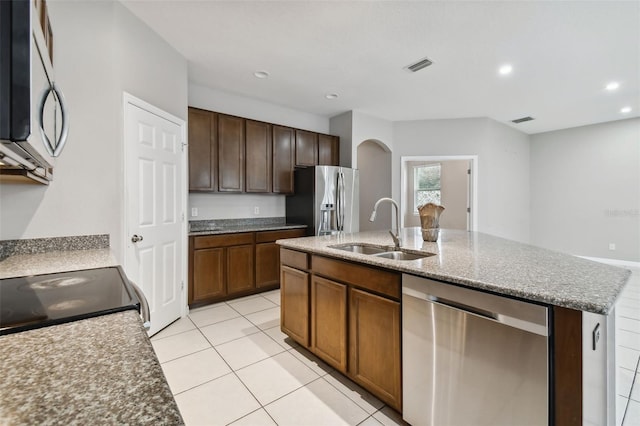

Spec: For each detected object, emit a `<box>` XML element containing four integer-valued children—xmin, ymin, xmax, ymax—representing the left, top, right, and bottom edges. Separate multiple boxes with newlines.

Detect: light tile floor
<box><xmin>152</xmin><ymin>268</ymin><xmax>640</xmax><ymax>426</ymax></box>
<box><xmin>617</xmin><ymin>267</ymin><xmax>640</xmax><ymax>426</ymax></box>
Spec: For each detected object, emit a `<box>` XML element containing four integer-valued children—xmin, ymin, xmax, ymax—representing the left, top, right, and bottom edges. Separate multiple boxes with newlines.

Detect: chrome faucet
<box><xmin>369</xmin><ymin>197</ymin><xmax>401</xmax><ymax>249</ymax></box>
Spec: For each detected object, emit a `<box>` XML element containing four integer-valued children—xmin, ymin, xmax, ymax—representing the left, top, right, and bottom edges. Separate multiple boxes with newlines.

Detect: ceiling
<box><xmin>120</xmin><ymin>0</ymin><xmax>640</xmax><ymax>134</ymax></box>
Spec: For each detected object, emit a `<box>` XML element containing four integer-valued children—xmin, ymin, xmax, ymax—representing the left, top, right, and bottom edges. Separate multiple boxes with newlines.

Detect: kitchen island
<box><xmin>277</xmin><ymin>228</ymin><xmax>631</xmax><ymax>425</ymax></box>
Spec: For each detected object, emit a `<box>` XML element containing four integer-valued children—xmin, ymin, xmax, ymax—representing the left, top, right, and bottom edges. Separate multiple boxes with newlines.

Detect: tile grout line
<box><xmin>622</xmin><ymin>355</ymin><xmax>640</xmax><ymax>425</ymax></box>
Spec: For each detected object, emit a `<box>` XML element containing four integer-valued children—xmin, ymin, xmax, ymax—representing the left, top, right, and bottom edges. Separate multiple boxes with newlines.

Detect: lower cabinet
<box><xmin>349</xmin><ymin>287</ymin><xmax>402</xmax><ymax>410</ymax></box>
<box><xmin>227</xmin><ymin>244</ymin><xmax>254</xmax><ymax>294</ymax></box>
<box><xmin>280</xmin><ymin>249</ymin><xmax>402</xmax><ymax>412</ymax></box>
<box><xmin>192</xmin><ymin>247</ymin><xmax>225</xmax><ymax>301</ymax></box>
<box><xmin>281</xmin><ymin>265</ymin><xmax>310</xmax><ymax>346</ymax></box>
<box><xmin>311</xmin><ymin>275</ymin><xmax>347</xmax><ymax>372</ymax></box>
<box><xmin>189</xmin><ymin>228</ymin><xmax>305</xmax><ymax>307</ymax></box>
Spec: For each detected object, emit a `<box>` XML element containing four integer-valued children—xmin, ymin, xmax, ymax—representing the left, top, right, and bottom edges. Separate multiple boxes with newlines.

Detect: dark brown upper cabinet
<box><xmin>272</xmin><ymin>125</ymin><xmax>295</xmax><ymax>194</ymax></box>
<box><xmin>188</xmin><ymin>108</ymin><xmax>217</xmax><ymax>191</ymax></box>
<box><xmin>218</xmin><ymin>114</ymin><xmax>245</xmax><ymax>192</ymax></box>
<box><xmin>187</xmin><ymin>106</ymin><xmax>339</xmax><ymax>194</ymax></box>
<box><xmin>318</xmin><ymin>134</ymin><xmax>339</xmax><ymax>166</ymax></box>
<box><xmin>245</xmin><ymin>120</ymin><xmax>272</xmax><ymax>193</ymax></box>
<box><xmin>295</xmin><ymin>129</ymin><xmax>318</xmax><ymax>167</ymax></box>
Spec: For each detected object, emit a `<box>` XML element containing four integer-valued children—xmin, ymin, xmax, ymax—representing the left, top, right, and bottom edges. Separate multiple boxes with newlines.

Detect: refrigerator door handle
<box><xmin>337</xmin><ymin>170</ymin><xmax>345</xmax><ymax>231</ymax></box>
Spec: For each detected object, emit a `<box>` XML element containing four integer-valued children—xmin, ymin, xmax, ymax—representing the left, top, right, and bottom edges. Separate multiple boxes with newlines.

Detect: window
<box><xmin>413</xmin><ymin>163</ymin><xmax>441</xmax><ymax>213</ymax></box>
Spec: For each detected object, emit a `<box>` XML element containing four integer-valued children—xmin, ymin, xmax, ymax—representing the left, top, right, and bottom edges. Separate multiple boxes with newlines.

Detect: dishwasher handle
<box><xmin>402</xmin><ymin>283</ymin><xmax>548</xmax><ymax>336</ymax></box>
<box><xmin>428</xmin><ymin>295</ymin><xmax>498</xmax><ymax>321</ymax></box>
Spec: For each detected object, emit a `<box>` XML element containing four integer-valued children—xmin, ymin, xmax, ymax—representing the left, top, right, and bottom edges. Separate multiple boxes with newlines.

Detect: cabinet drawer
<box><xmin>256</xmin><ymin>228</ymin><xmax>306</xmax><ymax>243</ymax></box>
<box><xmin>280</xmin><ymin>248</ymin><xmax>310</xmax><ymax>270</ymax></box>
<box><xmin>312</xmin><ymin>255</ymin><xmax>401</xmax><ymax>300</ymax></box>
<box><xmin>194</xmin><ymin>232</ymin><xmax>254</xmax><ymax>249</ymax></box>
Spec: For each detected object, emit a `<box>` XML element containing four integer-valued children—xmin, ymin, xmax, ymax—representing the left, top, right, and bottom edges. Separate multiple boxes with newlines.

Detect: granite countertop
<box><xmin>276</xmin><ymin>228</ymin><xmax>632</xmax><ymax>314</ymax></box>
<box><xmin>0</xmin><ymin>310</ymin><xmax>183</xmax><ymax>425</ymax></box>
<box><xmin>189</xmin><ymin>223</ymin><xmax>307</xmax><ymax>236</ymax></box>
<box><xmin>189</xmin><ymin>216</ymin><xmax>307</xmax><ymax>236</ymax></box>
<box><xmin>0</xmin><ymin>248</ymin><xmax>118</xmax><ymax>279</ymax></box>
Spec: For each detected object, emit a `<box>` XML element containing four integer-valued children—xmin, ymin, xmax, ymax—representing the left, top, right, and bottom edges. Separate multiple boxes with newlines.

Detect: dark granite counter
<box><xmin>189</xmin><ymin>217</ymin><xmax>306</xmax><ymax>236</ymax></box>
<box><xmin>277</xmin><ymin>228</ymin><xmax>631</xmax><ymax>314</ymax></box>
<box><xmin>0</xmin><ymin>310</ymin><xmax>183</xmax><ymax>425</ymax></box>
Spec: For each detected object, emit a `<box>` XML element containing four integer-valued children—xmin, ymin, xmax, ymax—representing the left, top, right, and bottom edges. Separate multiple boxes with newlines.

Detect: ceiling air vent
<box><xmin>406</xmin><ymin>57</ymin><xmax>433</xmax><ymax>72</ymax></box>
<box><xmin>512</xmin><ymin>116</ymin><xmax>535</xmax><ymax>124</ymax></box>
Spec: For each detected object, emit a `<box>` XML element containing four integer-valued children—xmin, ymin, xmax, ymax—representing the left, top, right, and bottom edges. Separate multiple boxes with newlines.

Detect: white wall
<box><xmin>0</xmin><ymin>1</ymin><xmax>188</xmax><ymax>263</ymax></box>
<box><xmin>357</xmin><ymin>141</ymin><xmax>392</xmax><ymax>231</ymax></box>
<box><xmin>187</xmin><ymin>83</ymin><xmax>330</xmax><ymax>220</ymax></box>
<box><xmin>530</xmin><ymin>118</ymin><xmax>640</xmax><ymax>261</ymax></box>
<box><xmin>329</xmin><ymin>111</ymin><xmax>353</xmax><ymax>167</ymax></box>
<box><xmin>393</xmin><ymin>117</ymin><xmax>531</xmax><ymax>242</ymax></box>
<box><xmin>351</xmin><ymin>111</ymin><xmax>393</xmax><ymax>169</ymax></box>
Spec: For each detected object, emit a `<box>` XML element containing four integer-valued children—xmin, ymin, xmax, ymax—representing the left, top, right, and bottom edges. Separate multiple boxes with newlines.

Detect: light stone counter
<box><xmin>277</xmin><ymin>228</ymin><xmax>632</xmax><ymax>314</ymax></box>
<box><xmin>0</xmin><ymin>310</ymin><xmax>183</xmax><ymax>425</ymax></box>
<box><xmin>0</xmin><ymin>248</ymin><xmax>118</xmax><ymax>279</ymax></box>
<box><xmin>0</xmin><ymin>240</ymin><xmax>183</xmax><ymax>424</ymax></box>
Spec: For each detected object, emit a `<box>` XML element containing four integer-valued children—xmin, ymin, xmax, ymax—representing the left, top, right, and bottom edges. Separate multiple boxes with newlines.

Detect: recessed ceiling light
<box><xmin>498</xmin><ymin>64</ymin><xmax>513</xmax><ymax>75</ymax></box>
<box><xmin>253</xmin><ymin>71</ymin><xmax>269</xmax><ymax>79</ymax></box>
<box><xmin>606</xmin><ymin>82</ymin><xmax>620</xmax><ymax>91</ymax></box>
<box><xmin>325</xmin><ymin>93</ymin><xmax>338</xmax><ymax>100</ymax></box>
<box><xmin>621</xmin><ymin>106</ymin><xmax>632</xmax><ymax>114</ymax></box>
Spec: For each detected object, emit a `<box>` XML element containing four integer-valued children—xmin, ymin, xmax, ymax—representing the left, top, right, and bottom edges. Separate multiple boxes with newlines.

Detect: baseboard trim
<box><xmin>577</xmin><ymin>256</ymin><xmax>640</xmax><ymax>269</ymax></box>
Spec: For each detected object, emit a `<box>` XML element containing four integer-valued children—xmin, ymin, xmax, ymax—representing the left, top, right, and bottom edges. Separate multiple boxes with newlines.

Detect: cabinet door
<box><xmin>192</xmin><ymin>248</ymin><xmax>225</xmax><ymax>303</ymax></box>
<box><xmin>272</xmin><ymin>125</ymin><xmax>295</xmax><ymax>194</ymax></box>
<box><xmin>218</xmin><ymin>114</ymin><xmax>245</xmax><ymax>192</ymax></box>
<box><xmin>245</xmin><ymin>120</ymin><xmax>272</xmax><ymax>193</ymax></box>
<box><xmin>318</xmin><ymin>134</ymin><xmax>339</xmax><ymax>166</ymax></box>
<box><xmin>227</xmin><ymin>244</ymin><xmax>254</xmax><ymax>294</ymax></box>
<box><xmin>349</xmin><ymin>287</ymin><xmax>402</xmax><ymax>411</ymax></box>
<box><xmin>281</xmin><ymin>265</ymin><xmax>310</xmax><ymax>346</ymax></box>
<box><xmin>295</xmin><ymin>129</ymin><xmax>317</xmax><ymax>167</ymax></box>
<box><xmin>311</xmin><ymin>275</ymin><xmax>347</xmax><ymax>372</ymax></box>
<box><xmin>188</xmin><ymin>108</ymin><xmax>217</xmax><ymax>191</ymax></box>
<box><xmin>255</xmin><ymin>242</ymin><xmax>280</xmax><ymax>288</ymax></box>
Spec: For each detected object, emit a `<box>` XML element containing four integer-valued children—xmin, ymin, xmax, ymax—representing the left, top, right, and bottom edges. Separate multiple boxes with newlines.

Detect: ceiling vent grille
<box><xmin>512</xmin><ymin>116</ymin><xmax>535</xmax><ymax>123</ymax></box>
<box><xmin>406</xmin><ymin>57</ymin><xmax>433</xmax><ymax>72</ymax></box>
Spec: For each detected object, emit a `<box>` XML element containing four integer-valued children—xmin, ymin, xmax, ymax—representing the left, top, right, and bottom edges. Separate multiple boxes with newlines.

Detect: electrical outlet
<box><xmin>254</xmin><ymin>206</ymin><xmax>260</xmax><ymax>215</ymax></box>
<box><xmin>191</xmin><ymin>207</ymin><xmax>198</xmax><ymax>217</ymax></box>
<box><xmin>608</xmin><ymin>243</ymin><xmax>616</xmax><ymax>251</ymax></box>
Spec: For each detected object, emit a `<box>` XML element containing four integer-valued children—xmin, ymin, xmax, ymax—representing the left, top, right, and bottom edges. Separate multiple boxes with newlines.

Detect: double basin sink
<box><xmin>329</xmin><ymin>243</ymin><xmax>434</xmax><ymax>261</ymax></box>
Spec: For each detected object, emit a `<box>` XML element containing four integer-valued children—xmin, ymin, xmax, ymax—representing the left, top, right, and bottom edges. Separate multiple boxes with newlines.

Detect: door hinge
<box><xmin>467</xmin><ymin>169</ymin><xmax>471</xmax><ymax>175</ymax></box>
<box><xmin>181</xmin><ymin>212</ymin><xmax>185</xmax><ymax>223</ymax></box>
<box><xmin>467</xmin><ymin>207</ymin><xmax>471</xmax><ymax>213</ymax></box>
<box><xmin>181</xmin><ymin>281</ymin><xmax>184</xmax><ymax>291</ymax></box>
<box><xmin>181</xmin><ymin>142</ymin><xmax>187</xmax><ymax>152</ymax></box>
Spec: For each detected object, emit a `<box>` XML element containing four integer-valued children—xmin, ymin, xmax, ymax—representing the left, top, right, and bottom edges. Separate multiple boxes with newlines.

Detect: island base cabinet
<box><xmin>349</xmin><ymin>287</ymin><xmax>402</xmax><ymax>412</ymax></box>
<box><xmin>281</xmin><ymin>265</ymin><xmax>310</xmax><ymax>346</ymax></box>
<box><xmin>311</xmin><ymin>276</ymin><xmax>347</xmax><ymax>372</ymax></box>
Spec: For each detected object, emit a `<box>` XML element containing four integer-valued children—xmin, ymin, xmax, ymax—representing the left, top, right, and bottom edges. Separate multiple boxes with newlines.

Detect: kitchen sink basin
<box><xmin>372</xmin><ymin>251</ymin><xmax>433</xmax><ymax>261</ymax></box>
<box><xmin>330</xmin><ymin>243</ymin><xmax>434</xmax><ymax>261</ymax></box>
<box><xmin>330</xmin><ymin>243</ymin><xmax>389</xmax><ymax>255</ymax></box>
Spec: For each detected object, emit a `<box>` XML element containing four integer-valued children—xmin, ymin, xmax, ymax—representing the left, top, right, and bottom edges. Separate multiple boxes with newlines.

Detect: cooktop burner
<box><xmin>0</xmin><ymin>266</ymin><xmax>140</xmax><ymax>335</ymax></box>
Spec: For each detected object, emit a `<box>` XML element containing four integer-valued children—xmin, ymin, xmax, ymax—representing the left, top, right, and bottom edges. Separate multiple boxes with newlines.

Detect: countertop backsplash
<box><xmin>0</xmin><ymin>234</ymin><xmax>110</xmax><ymax>261</ymax></box>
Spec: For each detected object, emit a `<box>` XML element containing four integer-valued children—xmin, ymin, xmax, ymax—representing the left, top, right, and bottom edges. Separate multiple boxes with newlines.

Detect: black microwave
<box><xmin>0</xmin><ymin>0</ymin><xmax>68</xmax><ymax>184</ymax></box>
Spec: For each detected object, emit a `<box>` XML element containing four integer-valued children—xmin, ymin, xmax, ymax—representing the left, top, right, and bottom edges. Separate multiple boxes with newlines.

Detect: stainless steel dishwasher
<box><xmin>402</xmin><ymin>274</ymin><xmax>549</xmax><ymax>426</ymax></box>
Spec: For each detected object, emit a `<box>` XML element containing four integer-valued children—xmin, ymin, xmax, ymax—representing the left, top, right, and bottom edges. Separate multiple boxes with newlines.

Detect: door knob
<box><xmin>131</xmin><ymin>234</ymin><xmax>144</xmax><ymax>243</ymax></box>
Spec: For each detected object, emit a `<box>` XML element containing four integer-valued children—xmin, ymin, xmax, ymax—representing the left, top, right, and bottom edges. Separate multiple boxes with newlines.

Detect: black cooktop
<box><xmin>0</xmin><ymin>266</ymin><xmax>140</xmax><ymax>335</ymax></box>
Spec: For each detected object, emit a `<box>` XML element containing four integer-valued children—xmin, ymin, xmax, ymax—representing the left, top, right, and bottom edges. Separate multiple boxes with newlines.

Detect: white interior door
<box><xmin>124</xmin><ymin>94</ymin><xmax>186</xmax><ymax>336</ymax></box>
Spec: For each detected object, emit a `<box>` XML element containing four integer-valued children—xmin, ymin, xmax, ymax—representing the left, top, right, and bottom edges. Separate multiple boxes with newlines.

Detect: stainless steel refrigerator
<box><xmin>286</xmin><ymin>166</ymin><xmax>359</xmax><ymax>236</ymax></box>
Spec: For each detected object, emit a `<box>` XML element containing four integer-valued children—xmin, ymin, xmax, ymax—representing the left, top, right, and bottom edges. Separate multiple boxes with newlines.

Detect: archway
<box><xmin>357</xmin><ymin>139</ymin><xmax>392</xmax><ymax>231</ymax></box>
